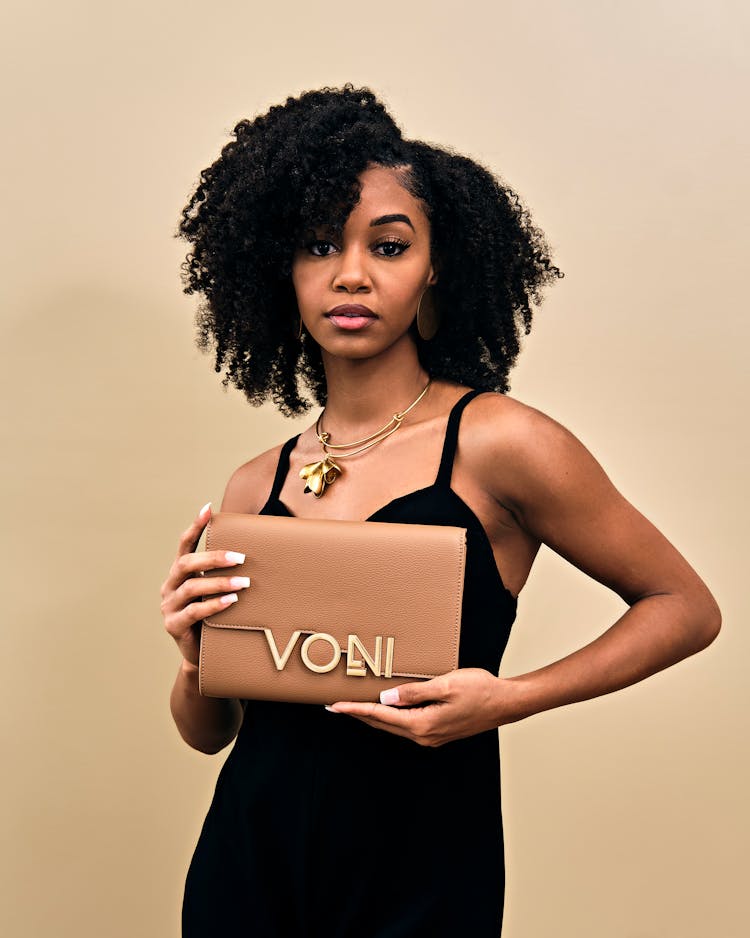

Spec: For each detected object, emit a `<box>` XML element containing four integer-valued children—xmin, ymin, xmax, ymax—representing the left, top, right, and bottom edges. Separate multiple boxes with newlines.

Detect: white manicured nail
<box><xmin>220</xmin><ymin>593</ymin><xmax>238</xmax><ymax>604</ymax></box>
<box><xmin>324</xmin><ymin>705</ymin><xmax>340</xmax><ymax>713</ymax></box>
<box><xmin>380</xmin><ymin>688</ymin><xmax>400</xmax><ymax>705</ymax></box>
<box><xmin>225</xmin><ymin>551</ymin><xmax>245</xmax><ymax>564</ymax></box>
<box><xmin>230</xmin><ymin>576</ymin><xmax>250</xmax><ymax>588</ymax></box>
<box><xmin>199</xmin><ymin>502</ymin><xmax>211</xmax><ymax>517</ymax></box>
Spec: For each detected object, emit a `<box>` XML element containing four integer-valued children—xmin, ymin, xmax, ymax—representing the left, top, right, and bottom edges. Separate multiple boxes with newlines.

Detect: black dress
<box><xmin>182</xmin><ymin>388</ymin><xmax>517</xmax><ymax>937</ymax></box>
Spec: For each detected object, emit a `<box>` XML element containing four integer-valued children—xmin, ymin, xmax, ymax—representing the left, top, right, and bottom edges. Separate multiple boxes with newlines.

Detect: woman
<box><xmin>161</xmin><ymin>85</ymin><xmax>721</xmax><ymax>937</ymax></box>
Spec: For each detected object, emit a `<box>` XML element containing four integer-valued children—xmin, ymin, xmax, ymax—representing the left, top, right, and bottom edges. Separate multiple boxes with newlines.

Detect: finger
<box><xmin>332</xmin><ymin>710</ymin><xmax>419</xmax><ymax>742</ymax></box>
<box><xmin>356</xmin><ymin>717</ymin><xmax>415</xmax><ymax>741</ymax></box>
<box><xmin>164</xmin><ymin>549</ymin><xmax>247</xmax><ymax>594</ymax></box>
<box><xmin>184</xmin><ymin>549</ymin><xmax>248</xmax><ymax>576</ymax></box>
<box><xmin>339</xmin><ymin>710</ymin><xmax>442</xmax><ymax>746</ymax></box>
<box><xmin>176</xmin><ymin>502</ymin><xmax>213</xmax><ymax>556</ymax></box>
<box><xmin>175</xmin><ymin>572</ymin><xmax>251</xmax><ymax>605</ymax></box>
<box><xmin>165</xmin><ymin>592</ymin><xmax>240</xmax><ymax>637</ymax></box>
<box><xmin>326</xmin><ymin>700</ymin><xmax>423</xmax><ymax>728</ymax></box>
<box><xmin>378</xmin><ymin>678</ymin><xmax>448</xmax><ymax>708</ymax></box>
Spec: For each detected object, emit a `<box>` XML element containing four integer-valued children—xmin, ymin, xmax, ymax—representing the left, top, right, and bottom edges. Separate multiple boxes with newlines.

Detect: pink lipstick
<box><xmin>325</xmin><ymin>304</ymin><xmax>378</xmax><ymax>331</ymax></box>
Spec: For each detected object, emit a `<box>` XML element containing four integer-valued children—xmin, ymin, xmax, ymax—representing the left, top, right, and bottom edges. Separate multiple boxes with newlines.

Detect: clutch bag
<box><xmin>199</xmin><ymin>511</ymin><xmax>467</xmax><ymax>705</ymax></box>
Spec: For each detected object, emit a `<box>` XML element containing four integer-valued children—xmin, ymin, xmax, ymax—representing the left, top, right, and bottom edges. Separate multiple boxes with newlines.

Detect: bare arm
<box><xmin>326</xmin><ymin>398</ymin><xmax>722</xmax><ymax>746</ymax></box>
<box><xmin>163</xmin><ymin>447</ymin><xmax>282</xmax><ymax>753</ymax></box>
<box><xmin>482</xmin><ymin>402</ymin><xmax>722</xmax><ymax>723</ymax></box>
<box><xmin>170</xmin><ymin>656</ymin><xmax>246</xmax><ymax>755</ymax></box>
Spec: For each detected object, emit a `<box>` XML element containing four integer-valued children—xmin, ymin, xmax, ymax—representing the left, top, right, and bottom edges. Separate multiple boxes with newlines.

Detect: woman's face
<box><xmin>291</xmin><ymin>164</ymin><xmax>437</xmax><ymax>360</ymax></box>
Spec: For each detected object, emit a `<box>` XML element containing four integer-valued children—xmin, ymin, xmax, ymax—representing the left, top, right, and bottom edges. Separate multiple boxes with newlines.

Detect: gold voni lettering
<box><xmin>262</xmin><ymin>629</ymin><xmax>395</xmax><ymax>678</ymax></box>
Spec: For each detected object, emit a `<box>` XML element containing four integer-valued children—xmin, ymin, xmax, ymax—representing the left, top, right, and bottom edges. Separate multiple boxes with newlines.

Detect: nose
<box><xmin>331</xmin><ymin>245</ymin><xmax>372</xmax><ymax>294</ymax></box>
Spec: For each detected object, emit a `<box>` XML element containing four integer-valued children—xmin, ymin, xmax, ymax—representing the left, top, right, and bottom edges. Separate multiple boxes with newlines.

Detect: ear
<box><xmin>427</xmin><ymin>261</ymin><xmax>438</xmax><ymax>287</ymax></box>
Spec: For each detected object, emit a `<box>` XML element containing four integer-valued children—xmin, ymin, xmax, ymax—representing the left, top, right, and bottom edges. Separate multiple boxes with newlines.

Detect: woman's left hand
<box><xmin>325</xmin><ymin>668</ymin><xmax>507</xmax><ymax>746</ymax></box>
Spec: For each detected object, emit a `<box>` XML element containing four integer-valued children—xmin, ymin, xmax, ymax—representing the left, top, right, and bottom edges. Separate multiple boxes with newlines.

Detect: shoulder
<box><xmin>462</xmin><ymin>390</ymin><xmax>614</xmax><ymax>521</ymax></box>
<box><xmin>220</xmin><ymin>440</ymin><xmax>291</xmax><ymax>513</ymax></box>
<box><xmin>463</xmin><ymin>389</ymin><xmax>579</xmax><ymax>457</ymax></box>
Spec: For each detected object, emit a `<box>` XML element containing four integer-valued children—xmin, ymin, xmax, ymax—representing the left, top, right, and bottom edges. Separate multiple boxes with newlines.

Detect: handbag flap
<box><xmin>201</xmin><ymin>511</ymin><xmax>466</xmax><ymax>680</ymax></box>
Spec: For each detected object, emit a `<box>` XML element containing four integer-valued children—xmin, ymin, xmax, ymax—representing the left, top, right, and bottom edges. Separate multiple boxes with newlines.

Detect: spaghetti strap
<box><xmin>434</xmin><ymin>388</ymin><xmax>486</xmax><ymax>489</ymax></box>
<box><xmin>268</xmin><ymin>434</ymin><xmax>301</xmax><ymax>502</ymax></box>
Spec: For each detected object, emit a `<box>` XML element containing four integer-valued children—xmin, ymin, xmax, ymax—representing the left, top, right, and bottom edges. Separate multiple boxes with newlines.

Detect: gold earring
<box><xmin>416</xmin><ymin>287</ymin><xmax>440</xmax><ymax>341</ymax></box>
<box><xmin>297</xmin><ymin>316</ymin><xmax>304</xmax><ymax>339</ymax></box>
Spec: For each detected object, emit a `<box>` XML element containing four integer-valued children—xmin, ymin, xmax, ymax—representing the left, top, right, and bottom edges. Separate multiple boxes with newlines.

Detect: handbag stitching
<box><xmin>453</xmin><ymin>528</ymin><xmax>466</xmax><ymax>663</ymax></box>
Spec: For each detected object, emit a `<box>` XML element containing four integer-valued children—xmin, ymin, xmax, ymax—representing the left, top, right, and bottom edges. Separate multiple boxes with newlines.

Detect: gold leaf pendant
<box><xmin>299</xmin><ymin>456</ymin><xmax>342</xmax><ymax>498</ymax></box>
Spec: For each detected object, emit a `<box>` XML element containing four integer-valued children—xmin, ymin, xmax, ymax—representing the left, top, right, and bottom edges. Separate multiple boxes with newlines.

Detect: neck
<box><xmin>319</xmin><ymin>342</ymin><xmax>431</xmax><ymax>439</ymax></box>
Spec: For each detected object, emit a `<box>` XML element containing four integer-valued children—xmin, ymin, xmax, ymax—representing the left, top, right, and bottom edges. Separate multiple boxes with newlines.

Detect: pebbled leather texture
<box><xmin>199</xmin><ymin>511</ymin><xmax>467</xmax><ymax>704</ymax></box>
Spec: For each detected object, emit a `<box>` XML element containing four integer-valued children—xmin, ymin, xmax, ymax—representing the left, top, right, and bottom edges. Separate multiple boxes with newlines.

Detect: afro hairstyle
<box><xmin>177</xmin><ymin>83</ymin><xmax>563</xmax><ymax>416</ymax></box>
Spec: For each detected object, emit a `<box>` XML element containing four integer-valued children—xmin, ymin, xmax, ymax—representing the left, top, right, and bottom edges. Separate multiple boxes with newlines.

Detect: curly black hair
<box><xmin>177</xmin><ymin>83</ymin><xmax>562</xmax><ymax>417</ymax></box>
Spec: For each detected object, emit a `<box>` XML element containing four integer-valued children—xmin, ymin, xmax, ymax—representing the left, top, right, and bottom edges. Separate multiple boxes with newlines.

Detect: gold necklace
<box><xmin>299</xmin><ymin>378</ymin><xmax>432</xmax><ymax>498</ymax></box>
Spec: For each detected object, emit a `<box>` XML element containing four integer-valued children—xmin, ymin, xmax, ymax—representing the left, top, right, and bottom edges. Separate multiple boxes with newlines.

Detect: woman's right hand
<box><xmin>160</xmin><ymin>502</ymin><xmax>251</xmax><ymax>669</ymax></box>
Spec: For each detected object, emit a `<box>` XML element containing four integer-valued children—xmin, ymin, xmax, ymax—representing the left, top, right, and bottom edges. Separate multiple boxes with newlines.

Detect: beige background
<box><xmin>1</xmin><ymin>1</ymin><xmax>747</xmax><ymax>935</ymax></box>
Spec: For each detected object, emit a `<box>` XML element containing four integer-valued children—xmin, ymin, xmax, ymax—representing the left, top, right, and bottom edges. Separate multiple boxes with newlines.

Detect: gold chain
<box><xmin>315</xmin><ymin>378</ymin><xmax>432</xmax><ymax>458</ymax></box>
<box><xmin>299</xmin><ymin>378</ymin><xmax>432</xmax><ymax>498</ymax></box>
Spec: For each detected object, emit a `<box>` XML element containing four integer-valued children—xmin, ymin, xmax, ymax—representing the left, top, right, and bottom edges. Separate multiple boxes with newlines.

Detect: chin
<box><xmin>311</xmin><ymin>327</ymin><xmax>415</xmax><ymax>361</ymax></box>
<box><xmin>321</xmin><ymin>345</ymin><xmax>383</xmax><ymax>361</ymax></box>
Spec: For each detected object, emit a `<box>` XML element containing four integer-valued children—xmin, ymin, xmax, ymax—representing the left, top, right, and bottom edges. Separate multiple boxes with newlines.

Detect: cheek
<box><xmin>290</xmin><ymin>266</ymin><xmax>312</xmax><ymax>305</ymax></box>
<box><xmin>392</xmin><ymin>276</ymin><xmax>425</xmax><ymax>310</ymax></box>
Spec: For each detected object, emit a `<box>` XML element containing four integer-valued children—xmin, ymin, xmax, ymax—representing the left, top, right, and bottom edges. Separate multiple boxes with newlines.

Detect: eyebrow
<box><xmin>369</xmin><ymin>213</ymin><xmax>415</xmax><ymax>232</ymax></box>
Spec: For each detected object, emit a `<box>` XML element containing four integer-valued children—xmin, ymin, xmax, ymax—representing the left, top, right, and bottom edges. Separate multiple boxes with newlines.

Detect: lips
<box><xmin>325</xmin><ymin>304</ymin><xmax>377</xmax><ymax>318</ymax></box>
<box><xmin>325</xmin><ymin>304</ymin><xmax>378</xmax><ymax>332</ymax></box>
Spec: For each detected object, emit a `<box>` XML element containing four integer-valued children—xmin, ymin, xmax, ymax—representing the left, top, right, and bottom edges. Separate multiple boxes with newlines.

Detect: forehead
<box><xmin>349</xmin><ymin>164</ymin><xmax>425</xmax><ymax>219</ymax></box>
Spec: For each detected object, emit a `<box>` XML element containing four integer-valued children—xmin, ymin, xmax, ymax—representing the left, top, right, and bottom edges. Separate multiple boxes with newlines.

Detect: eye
<box><xmin>306</xmin><ymin>239</ymin><xmax>337</xmax><ymax>257</ymax></box>
<box><xmin>374</xmin><ymin>238</ymin><xmax>411</xmax><ymax>257</ymax></box>
<box><xmin>303</xmin><ymin>237</ymin><xmax>412</xmax><ymax>258</ymax></box>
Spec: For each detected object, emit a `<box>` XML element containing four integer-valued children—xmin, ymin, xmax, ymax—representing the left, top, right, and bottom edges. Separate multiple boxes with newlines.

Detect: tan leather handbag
<box><xmin>199</xmin><ymin>511</ymin><xmax>467</xmax><ymax>705</ymax></box>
